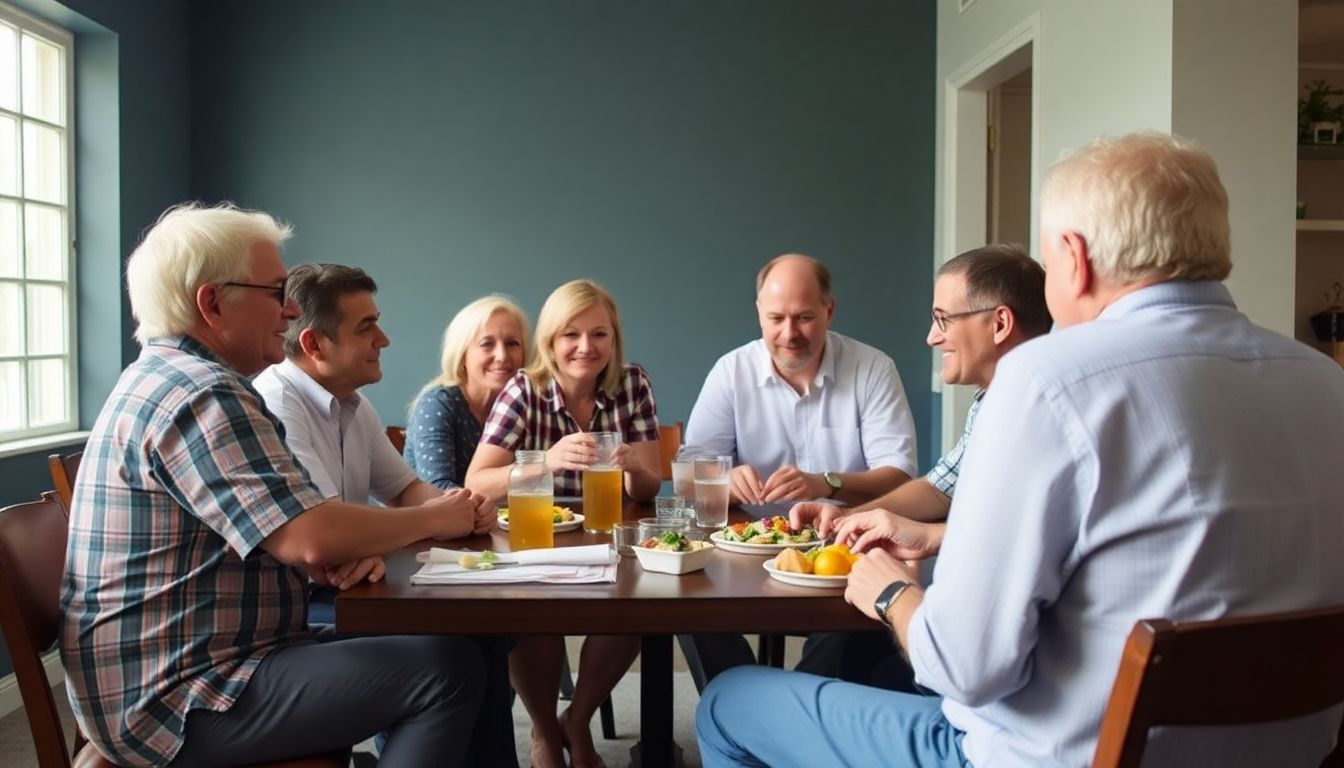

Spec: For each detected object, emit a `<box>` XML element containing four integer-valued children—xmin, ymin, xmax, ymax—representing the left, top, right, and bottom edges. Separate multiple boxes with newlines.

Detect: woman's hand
<box><xmin>546</xmin><ymin>433</ymin><xmax>598</xmax><ymax>472</ymax></box>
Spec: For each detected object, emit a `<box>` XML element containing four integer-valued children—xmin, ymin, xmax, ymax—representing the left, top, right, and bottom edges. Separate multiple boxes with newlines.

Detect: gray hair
<box><xmin>1040</xmin><ymin>132</ymin><xmax>1231</xmax><ymax>283</ymax></box>
<box><xmin>126</xmin><ymin>202</ymin><xmax>293</xmax><ymax>343</ymax></box>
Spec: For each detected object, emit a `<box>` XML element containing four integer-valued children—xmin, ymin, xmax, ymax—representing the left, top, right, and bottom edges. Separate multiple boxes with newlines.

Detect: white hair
<box><xmin>125</xmin><ymin>202</ymin><xmax>293</xmax><ymax>343</ymax></box>
<box><xmin>1040</xmin><ymin>132</ymin><xmax>1231</xmax><ymax>283</ymax></box>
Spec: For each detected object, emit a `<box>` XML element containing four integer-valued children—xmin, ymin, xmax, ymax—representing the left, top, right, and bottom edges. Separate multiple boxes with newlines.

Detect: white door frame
<box><xmin>935</xmin><ymin>14</ymin><xmax>1040</xmax><ymax>451</ymax></box>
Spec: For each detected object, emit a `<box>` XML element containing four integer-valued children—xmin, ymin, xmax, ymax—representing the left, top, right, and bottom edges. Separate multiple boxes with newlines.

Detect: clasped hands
<box><xmin>730</xmin><ymin>463</ymin><xmax>829</xmax><ymax>504</ymax></box>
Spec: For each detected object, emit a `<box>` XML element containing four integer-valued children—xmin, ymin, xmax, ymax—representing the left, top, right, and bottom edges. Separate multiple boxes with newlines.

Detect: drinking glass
<box><xmin>654</xmin><ymin>495</ymin><xmax>688</xmax><ymax>520</ymax></box>
<box><xmin>670</xmin><ymin>457</ymin><xmax>695</xmax><ymax>504</ymax></box>
<box><xmin>583</xmin><ymin>432</ymin><xmax>623</xmax><ymax>533</ymax></box>
<box><xmin>611</xmin><ymin>522</ymin><xmax>641</xmax><ymax>557</ymax></box>
<box><xmin>693</xmin><ymin>455</ymin><xmax>732</xmax><ymax>529</ymax></box>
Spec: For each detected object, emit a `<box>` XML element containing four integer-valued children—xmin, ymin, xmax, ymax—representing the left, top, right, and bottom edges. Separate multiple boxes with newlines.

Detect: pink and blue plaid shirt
<box><xmin>480</xmin><ymin>364</ymin><xmax>660</xmax><ymax>495</ymax></box>
<box><xmin>59</xmin><ymin>336</ymin><xmax>326</xmax><ymax>766</ymax></box>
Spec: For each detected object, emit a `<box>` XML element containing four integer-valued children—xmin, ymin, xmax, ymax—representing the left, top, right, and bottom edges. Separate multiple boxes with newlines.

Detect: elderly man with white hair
<box><xmin>695</xmin><ymin>133</ymin><xmax>1344</xmax><ymax>767</ymax></box>
<box><xmin>59</xmin><ymin>203</ymin><xmax>489</xmax><ymax>767</ymax></box>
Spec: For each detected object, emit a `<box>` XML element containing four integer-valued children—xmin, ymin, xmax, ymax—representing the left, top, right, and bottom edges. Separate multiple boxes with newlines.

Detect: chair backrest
<box><xmin>47</xmin><ymin>451</ymin><xmax>82</xmax><ymax>517</ymax></box>
<box><xmin>657</xmin><ymin>422</ymin><xmax>683</xmax><ymax>481</ymax></box>
<box><xmin>0</xmin><ymin>496</ymin><xmax>74</xmax><ymax>767</ymax></box>
<box><xmin>386</xmin><ymin>426</ymin><xmax>406</xmax><ymax>454</ymax></box>
<box><xmin>1092</xmin><ymin>606</ymin><xmax>1344</xmax><ymax>768</ymax></box>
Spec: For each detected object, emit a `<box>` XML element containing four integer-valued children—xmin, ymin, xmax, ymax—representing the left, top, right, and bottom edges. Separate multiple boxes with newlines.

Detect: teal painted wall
<box><xmin>189</xmin><ymin>0</ymin><xmax>938</xmax><ymax>470</ymax></box>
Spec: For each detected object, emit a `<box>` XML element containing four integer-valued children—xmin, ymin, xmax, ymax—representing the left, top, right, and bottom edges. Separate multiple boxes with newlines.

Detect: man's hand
<box><xmin>470</xmin><ymin>492</ymin><xmax>496</xmax><ymax>535</ymax></box>
<box><xmin>845</xmin><ymin>549</ymin><xmax>921</xmax><ymax>623</ymax></box>
<box><xmin>729</xmin><ymin>464</ymin><xmax>767</xmax><ymax>504</ymax></box>
<box><xmin>320</xmin><ymin>556</ymin><xmax>386</xmax><ymax>591</ymax></box>
<box><xmin>545</xmin><ymin>433</ymin><xmax>598</xmax><ymax>472</ymax></box>
<box><xmin>832</xmin><ymin>510</ymin><xmax>943</xmax><ymax>560</ymax></box>
<box><xmin>761</xmin><ymin>465</ymin><xmax>828</xmax><ymax>503</ymax></box>
<box><xmin>789</xmin><ymin>501</ymin><xmax>848</xmax><ymax>537</ymax></box>
<box><xmin>422</xmin><ymin>488</ymin><xmax>479</xmax><ymax>540</ymax></box>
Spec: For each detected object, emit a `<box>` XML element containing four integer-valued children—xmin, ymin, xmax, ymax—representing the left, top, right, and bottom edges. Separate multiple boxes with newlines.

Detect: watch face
<box><xmin>825</xmin><ymin>472</ymin><xmax>841</xmax><ymax>489</ymax></box>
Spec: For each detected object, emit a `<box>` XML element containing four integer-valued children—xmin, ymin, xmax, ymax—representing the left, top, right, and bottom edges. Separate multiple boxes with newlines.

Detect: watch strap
<box><xmin>874</xmin><ymin>579</ymin><xmax>914</xmax><ymax>628</ymax></box>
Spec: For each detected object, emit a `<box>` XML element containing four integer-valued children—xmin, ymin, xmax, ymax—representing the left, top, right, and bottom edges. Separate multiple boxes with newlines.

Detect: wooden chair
<box><xmin>46</xmin><ymin>451</ymin><xmax>81</xmax><ymax>515</ymax></box>
<box><xmin>657</xmin><ymin>422</ymin><xmax>682</xmax><ymax>482</ymax></box>
<box><xmin>0</xmin><ymin>495</ymin><xmax>351</xmax><ymax>768</ymax></box>
<box><xmin>386</xmin><ymin>425</ymin><xmax>407</xmax><ymax>454</ymax></box>
<box><xmin>1092</xmin><ymin>607</ymin><xmax>1344</xmax><ymax>768</ymax></box>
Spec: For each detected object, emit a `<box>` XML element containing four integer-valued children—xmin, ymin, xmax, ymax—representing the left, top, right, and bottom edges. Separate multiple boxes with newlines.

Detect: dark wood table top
<box><xmin>335</xmin><ymin>501</ymin><xmax>875</xmax><ymax>636</ymax></box>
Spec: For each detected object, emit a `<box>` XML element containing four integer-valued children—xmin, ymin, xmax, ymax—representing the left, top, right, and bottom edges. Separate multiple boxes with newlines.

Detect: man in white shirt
<box><xmin>679</xmin><ymin>253</ymin><xmax>920</xmax><ymax>689</ymax></box>
<box><xmin>682</xmin><ymin>253</ymin><xmax>918</xmax><ymax>505</ymax></box>
<box><xmin>254</xmin><ymin>263</ymin><xmax>512</xmax><ymax>767</ymax></box>
<box><xmin>696</xmin><ymin>134</ymin><xmax>1344</xmax><ymax>767</ymax></box>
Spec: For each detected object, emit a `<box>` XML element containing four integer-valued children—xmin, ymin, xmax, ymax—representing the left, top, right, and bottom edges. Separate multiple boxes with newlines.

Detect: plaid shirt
<box><xmin>480</xmin><ymin>364</ymin><xmax>660</xmax><ymax>495</ymax></box>
<box><xmin>59</xmin><ymin>337</ymin><xmax>326</xmax><ymax>766</ymax></box>
<box><xmin>925</xmin><ymin>389</ymin><xmax>984</xmax><ymax>498</ymax></box>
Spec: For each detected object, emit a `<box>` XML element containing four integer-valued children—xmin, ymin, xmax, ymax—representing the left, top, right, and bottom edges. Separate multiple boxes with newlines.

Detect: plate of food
<box><xmin>762</xmin><ymin>544</ymin><xmax>858</xmax><ymax>589</ymax></box>
<box><xmin>497</xmin><ymin>505</ymin><xmax>583</xmax><ymax>533</ymax></box>
<box><xmin>709</xmin><ymin>515</ymin><xmax>820</xmax><ymax>555</ymax></box>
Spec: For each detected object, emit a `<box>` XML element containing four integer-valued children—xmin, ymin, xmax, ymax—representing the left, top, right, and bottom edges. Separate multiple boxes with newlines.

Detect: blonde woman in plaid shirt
<box><xmin>467</xmin><ymin>279</ymin><xmax>661</xmax><ymax>768</ymax></box>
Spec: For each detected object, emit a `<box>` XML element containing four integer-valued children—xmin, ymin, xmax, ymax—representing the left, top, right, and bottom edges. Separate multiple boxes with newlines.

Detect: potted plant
<box><xmin>1299</xmin><ymin>80</ymin><xmax>1344</xmax><ymax>144</ymax></box>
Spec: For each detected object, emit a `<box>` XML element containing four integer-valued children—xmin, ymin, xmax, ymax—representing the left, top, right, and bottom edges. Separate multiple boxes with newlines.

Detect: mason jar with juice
<box><xmin>508</xmin><ymin>450</ymin><xmax>554</xmax><ymax>550</ymax></box>
<box><xmin>582</xmin><ymin>432</ymin><xmax>623</xmax><ymax>533</ymax></box>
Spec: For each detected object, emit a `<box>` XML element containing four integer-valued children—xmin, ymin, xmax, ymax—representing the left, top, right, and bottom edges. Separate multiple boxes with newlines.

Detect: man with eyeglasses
<box><xmin>789</xmin><ymin>244</ymin><xmax>1050</xmax><ymax>562</ymax></box>
<box><xmin>61</xmin><ymin>203</ymin><xmax>487</xmax><ymax>767</ymax></box>
<box><xmin>697</xmin><ymin>134</ymin><xmax>1344</xmax><ymax>767</ymax></box>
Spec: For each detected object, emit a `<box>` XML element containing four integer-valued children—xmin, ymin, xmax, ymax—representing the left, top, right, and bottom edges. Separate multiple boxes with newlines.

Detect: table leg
<box><xmin>635</xmin><ymin>634</ymin><xmax>677</xmax><ymax>768</ymax></box>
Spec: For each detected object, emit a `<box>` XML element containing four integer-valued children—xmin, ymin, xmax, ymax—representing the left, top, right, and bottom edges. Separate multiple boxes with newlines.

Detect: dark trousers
<box><xmin>169</xmin><ymin>634</ymin><xmax>484</xmax><ymax>767</ymax></box>
<box><xmin>677</xmin><ymin>630</ymin><xmax>916</xmax><ymax>693</ymax></box>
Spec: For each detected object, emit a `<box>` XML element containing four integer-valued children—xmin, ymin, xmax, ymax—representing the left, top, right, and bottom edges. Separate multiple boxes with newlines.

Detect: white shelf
<box><xmin>1296</xmin><ymin>219</ymin><xmax>1344</xmax><ymax>231</ymax></box>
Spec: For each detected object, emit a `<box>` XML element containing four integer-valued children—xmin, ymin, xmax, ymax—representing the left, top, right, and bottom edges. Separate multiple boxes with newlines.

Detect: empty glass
<box><xmin>611</xmin><ymin>522</ymin><xmax>641</xmax><ymax>557</ymax></box>
<box><xmin>654</xmin><ymin>495</ymin><xmax>690</xmax><ymax>520</ymax></box>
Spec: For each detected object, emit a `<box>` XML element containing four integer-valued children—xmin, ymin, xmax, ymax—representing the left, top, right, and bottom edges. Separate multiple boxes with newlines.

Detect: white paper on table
<box><xmin>415</xmin><ymin>544</ymin><xmax>616</xmax><ymax>567</ymax></box>
<box><xmin>410</xmin><ymin>562</ymin><xmax>617</xmax><ymax>585</ymax></box>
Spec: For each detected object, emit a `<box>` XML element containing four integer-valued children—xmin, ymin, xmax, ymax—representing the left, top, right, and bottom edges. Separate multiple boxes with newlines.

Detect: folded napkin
<box><xmin>411</xmin><ymin>544</ymin><xmax>618</xmax><ymax>585</ymax></box>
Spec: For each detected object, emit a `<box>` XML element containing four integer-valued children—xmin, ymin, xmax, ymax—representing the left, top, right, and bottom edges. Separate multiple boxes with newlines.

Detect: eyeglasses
<box><xmin>220</xmin><ymin>278</ymin><xmax>288</xmax><ymax>306</ymax></box>
<box><xmin>930</xmin><ymin>307</ymin><xmax>997</xmax><ymax>332</ymax></box>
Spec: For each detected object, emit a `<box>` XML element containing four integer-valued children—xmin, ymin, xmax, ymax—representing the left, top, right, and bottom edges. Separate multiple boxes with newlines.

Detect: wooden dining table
<box><xmin>335</xmin><ymin>500</ymin><xmax>876</xmax><ymax>768</ymax></box>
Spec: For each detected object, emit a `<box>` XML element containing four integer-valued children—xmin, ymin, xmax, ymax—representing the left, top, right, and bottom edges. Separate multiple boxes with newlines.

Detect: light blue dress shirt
<box><xmin>909</xmin><ymin>281</ymin><xmax>1344</xmax><ymax>767</ymax></box>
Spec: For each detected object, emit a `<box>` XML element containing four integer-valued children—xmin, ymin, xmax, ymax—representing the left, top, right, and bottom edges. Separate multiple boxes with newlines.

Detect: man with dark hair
<box><xmin>791</xmin><ymin>243</ymin><xmax>1049</xmax><ymax>542</ymax></box>
<box><xmin>254</xmin><ymin>262</ymin><xmax>516</xmax><ymax>767</ymax></box>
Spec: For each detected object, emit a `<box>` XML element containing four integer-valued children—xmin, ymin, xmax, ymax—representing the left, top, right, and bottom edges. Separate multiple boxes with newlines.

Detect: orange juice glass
<box><xmin>582</xmin><ymin>467</ymin><xmax>623</xmax><ymax>532</ymax></box>
<box><xmin>507</xmin><ymin>492</ymin><xmax>554</xmax><ymax>550</ymax></box>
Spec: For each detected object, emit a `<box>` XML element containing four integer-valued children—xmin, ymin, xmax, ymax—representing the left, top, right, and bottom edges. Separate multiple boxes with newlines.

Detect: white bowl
<box><xmin>632</xmin><ymin>542</ymin><xmax>714</xmax><ymax>575</ymax></box>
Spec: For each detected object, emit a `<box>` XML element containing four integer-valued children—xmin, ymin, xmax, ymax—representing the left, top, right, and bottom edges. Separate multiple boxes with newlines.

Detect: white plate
<box><xmin>709</xmin><ymin>531</ymin><xmax>819</xmax><ymax>555</ymax></box>
<box><xmin>498</xmin><ymin>512</ymin><xmax>584</xmax><ymax>533</ymax></box>
<box><xmin>762</xmin><ymin>559</ymin><xmax>848</xmax><ymax>589</ymax></box>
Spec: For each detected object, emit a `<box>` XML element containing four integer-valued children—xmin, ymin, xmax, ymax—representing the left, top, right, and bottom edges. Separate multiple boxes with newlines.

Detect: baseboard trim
<box><xmin>0</xmin><ymin>651</ymin><xmax>64</xmax><ymax>719</ymax></box>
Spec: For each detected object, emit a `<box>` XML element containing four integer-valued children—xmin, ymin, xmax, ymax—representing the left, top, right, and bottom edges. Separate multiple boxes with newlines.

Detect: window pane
<box><xmin>27</xmin><ymin>357</ymin><xmax>65</xmax><ymax>426</ymax></box>
<box><xmin>25</xmin><ymin>282</ymin><xmax>63</xmax><ymax>354</ymax></box>
<box><xmin>0</xmin><ymin>200</ymin><xmax>17</xmax><ymax>278</ymax></box>
<box><xmin>0</xmin><ymin>280</ymin><xmax>20</xmax><ymax>355</ymax></box>
<box><xmin>0</xmin><ymin>23</ymin><xmax>16</xmax><ymax>112</ymax></box>
<box><xmin>0</xmin><ymin>113</ymin><xmax>16</xmax><ymax>196</ymax></box>
<box><xmin>0</xmin><ymin>360</ymin><xmax>21</xmax><ymax>430</ymax></box>
<box><xmin>24</xmin><ymin>203</ymin><xmax>62</xmax><ymax>280</ymax></box>
<box><xmin>22</xmin><ymin>121</ymin><xmax>62</xmax><ymax>203</ymax></box>
<box><xmin>20</xmin><ymin>33</ymin><xmax>62</xmax><ymax>125</ymax></box>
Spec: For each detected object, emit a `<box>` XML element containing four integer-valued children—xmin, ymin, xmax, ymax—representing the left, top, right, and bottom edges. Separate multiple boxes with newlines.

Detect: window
<box><xmin>0</xmin><ymin>3</ymin><xmax>75</xmax><ymax>445</ymax></box>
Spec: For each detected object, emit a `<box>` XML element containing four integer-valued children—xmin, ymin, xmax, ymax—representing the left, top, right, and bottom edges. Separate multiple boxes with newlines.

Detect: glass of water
<box><xmin>692</xmin><ymin>455</ymin><xmax>732</xmax><ymax>529</ymax></box>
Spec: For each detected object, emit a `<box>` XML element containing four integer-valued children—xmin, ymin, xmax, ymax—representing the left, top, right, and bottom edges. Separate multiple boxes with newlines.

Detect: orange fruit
<box><xmin>813</xmin><ymin>549</ymin><xmax>853</xmax><ymax>577</ymax></box>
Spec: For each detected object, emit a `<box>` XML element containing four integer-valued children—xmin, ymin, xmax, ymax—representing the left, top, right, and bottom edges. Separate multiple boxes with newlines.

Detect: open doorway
<box><xmin>937</xmin><ymin>23</ymin><xmax>1036</xmax><ymax>451</ymax></box>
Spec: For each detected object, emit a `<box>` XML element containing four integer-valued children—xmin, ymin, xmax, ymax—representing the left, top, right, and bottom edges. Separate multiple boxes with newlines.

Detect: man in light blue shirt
<box><xmin>697</xmin><ymin>134</ymin><xmax>1344</xmax><ymax>767</ymax></box>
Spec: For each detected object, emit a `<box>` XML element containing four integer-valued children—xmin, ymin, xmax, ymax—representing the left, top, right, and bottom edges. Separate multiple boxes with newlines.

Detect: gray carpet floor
<box><xmin>0</xmin><ymin>636</ymin><xmax>811</xmax><ymax>767</ymax></box>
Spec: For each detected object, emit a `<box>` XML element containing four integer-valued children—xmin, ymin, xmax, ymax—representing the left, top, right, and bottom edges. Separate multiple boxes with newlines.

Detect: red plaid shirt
<box><xmin>480</xmin><ymin>364</ymin><xmax>660</xmax><ymax>495</ymax></box>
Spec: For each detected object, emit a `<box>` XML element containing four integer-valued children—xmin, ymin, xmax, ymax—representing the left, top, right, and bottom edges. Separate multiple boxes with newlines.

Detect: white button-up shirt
<box><xmin>254</xmin><ymin>359</ymin><xmax>416</xmax><ymax>505</ymax></box>
<box><xmin>682</xmin><ymin>331</ymin><xmax>918</xmax><ymax>478</ymax></box>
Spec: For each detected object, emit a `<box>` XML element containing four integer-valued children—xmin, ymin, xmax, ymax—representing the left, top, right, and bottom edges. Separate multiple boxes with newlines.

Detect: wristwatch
<box><xmin>873</xmin><ymin>580</ymin><xmax>915</xmax><ymax>629</ymax></box>
<box><xmin>822</xmin><ymin>471</ymin><xmax>843</xmax><ymax>498</ymax></box>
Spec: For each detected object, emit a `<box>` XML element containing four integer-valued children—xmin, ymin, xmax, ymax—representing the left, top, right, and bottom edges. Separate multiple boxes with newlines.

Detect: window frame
<box><xmin>0</xmin><ymin>0</ymin><xmax>78</xmax><ymax>448</ymax></box>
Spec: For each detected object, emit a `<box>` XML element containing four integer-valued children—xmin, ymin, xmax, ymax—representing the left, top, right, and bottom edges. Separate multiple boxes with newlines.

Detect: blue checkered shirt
<box><xmin>925</xmin><ymin>389</ymin><xmax>984</xmax><ymax>498</ymax></box>
<box><xmin>59</xmin><ymin>336</ymin><xmax>326</xmax><ymax>766</ymax></box>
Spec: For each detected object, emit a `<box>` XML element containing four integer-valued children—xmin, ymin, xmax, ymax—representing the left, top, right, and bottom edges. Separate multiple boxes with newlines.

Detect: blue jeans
<box><xmin>696</xmin><ymin>666</ymin><xmax>968</xmax><ymax>767</ymax></box>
